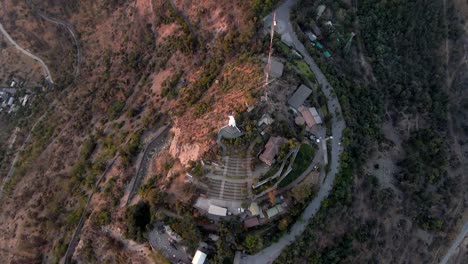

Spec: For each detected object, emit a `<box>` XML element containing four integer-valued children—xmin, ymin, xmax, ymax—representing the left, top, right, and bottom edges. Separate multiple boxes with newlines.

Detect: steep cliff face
<box><xmin>0</xmin><ymin>0</ymin><xmax>268</xmax><ymax>262</ymax></box>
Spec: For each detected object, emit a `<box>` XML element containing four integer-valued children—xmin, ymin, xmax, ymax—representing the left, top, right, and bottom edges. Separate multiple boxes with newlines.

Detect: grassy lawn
<box><xmin>293</xmin><ymin>59</ymin><xmax>316</xmax><ymax>82</ymax></box>
<box><xmin>278</xmin><ymin>144</ymin><xmax>315</xmax><ymax>188</ymax></box>
<box><xmin>276</xmin><ymin>40</ymin><xmax>291</xmax><ymax>55</ymax></box>
<box><xmin>260</xmin><ymin>163</ymin><xmax>281</xmax><ymax>181</ymax></box>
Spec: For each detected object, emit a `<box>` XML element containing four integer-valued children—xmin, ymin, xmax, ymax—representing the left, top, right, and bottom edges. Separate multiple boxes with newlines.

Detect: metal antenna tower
<box><xmin>264</xmin><ymin>12</ymin><xmax>276</xmax><ymax>102</ymax></box>
<box><xmin>343</xmin><ymin>32</ymin><xmax>356</xmax><ymax>54</ymax></box>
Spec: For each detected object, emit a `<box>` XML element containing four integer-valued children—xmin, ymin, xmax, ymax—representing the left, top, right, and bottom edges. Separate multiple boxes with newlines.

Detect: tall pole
<box><xmin>343</xmin><ymin>32</ymin><xmax>355</xmax><ymax>54</ymax></box>
<box><xmin>264</xmin><ymin>12</ymin><xmax>276</xmax><ymax>102</ymax></box>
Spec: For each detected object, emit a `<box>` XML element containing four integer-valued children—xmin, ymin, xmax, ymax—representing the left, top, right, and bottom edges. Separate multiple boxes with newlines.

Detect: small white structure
<box><xmin>306</xmin><ymin>31</ymin><xmax>317</xmax><ymax>42</ymax></box>
<box><xmin>7</xmin><ymin>97</ymin><xmax>14</xmax><ymax>106</ymax></box>
<box><xmin>225</xmin><ymin>115</ymin><xmax>241</xmax><ymax>133</ymax></box>
<box><xmin>20</xmin><ymin>95</ymin><xmax>28</xmax><ymax>106</ymax></box>
<box><xmin>209</xmin><ymin>234</ymin><xmax>220</xmax><ymax>241</ymax></box>
<box><xmin>208</xmin><ymin>205</ymin><xmax>227</xmax><ymax>216</ymax></box>
<box><xmin>192</xmin><ymin>250</ymin><xmax>207</xmax><ymax>264</ymax></box>
<box><xmin>228</xmin><ymin>115</ymin><xmax>236</xmax><ymax>127</ymax></box>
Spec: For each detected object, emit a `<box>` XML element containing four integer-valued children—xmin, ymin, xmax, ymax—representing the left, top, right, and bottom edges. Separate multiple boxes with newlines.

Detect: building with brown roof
<box><xmin>259</xmin><ymin>136</ymin><xmax>287</xmax><ymax>166</ymax></box>
<box><xmin>298</xmin><ymin>106</ymin><xmax>322</xmax><ymax>129</ymax></box>
<box><xmin>244</xmin><ymin>217</ymin><xmax>261</xmax><ymax>228</ymax></box>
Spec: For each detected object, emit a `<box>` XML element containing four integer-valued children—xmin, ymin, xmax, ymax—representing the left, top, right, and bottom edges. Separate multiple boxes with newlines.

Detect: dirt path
<box><xmin>440</xmin><ymin>222</ymin><xmax>468</xmax><ymax>264</ymax></box>
<box><xmin>125</xmin><ymin>125</ymin><xmax>171</xmax><ymax>206</ymax></box>
<box><xmin>25</xmin><ymin>0</ymin><xmax>81</xmax><ymax>78</ymax></box>
<box><xmin>61</xmin><ymin>156</ymin><xmax>118</xmax><ymax>264</ymax></box>
<box><xmin>443</xmin><ymin>0</ymin><xmax>450</xmax><ymax>89</ymax></box>
<box><xmin>0</xmin><ymin>23</ymin><xmax>53</xmax><ymax>83</ymax></box>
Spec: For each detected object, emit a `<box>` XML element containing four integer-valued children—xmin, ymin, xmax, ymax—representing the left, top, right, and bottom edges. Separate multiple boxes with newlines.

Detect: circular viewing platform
<box><xmin>218</xmin><ymin>125</ymin><xmax>243</xmax><ymax>139</ymax></box>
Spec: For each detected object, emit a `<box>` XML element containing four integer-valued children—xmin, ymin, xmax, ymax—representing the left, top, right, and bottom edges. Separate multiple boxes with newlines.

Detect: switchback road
<box><xmin>26</xmin><ymin>0</ymin><xmax>81</xmax><ymax>78</ymax></box>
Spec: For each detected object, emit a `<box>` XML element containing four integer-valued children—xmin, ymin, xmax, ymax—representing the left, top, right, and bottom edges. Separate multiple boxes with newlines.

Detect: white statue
<box><xmin>228</xmin><ymin>115</ymin><xmax>236</xmax><ymax>127</ymax></box>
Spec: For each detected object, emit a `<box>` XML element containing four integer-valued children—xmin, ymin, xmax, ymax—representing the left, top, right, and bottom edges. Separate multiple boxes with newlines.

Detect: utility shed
<box><xmin>192</xmin><ymin>250</ymin><xmax>207</xmax><ymax>264</ymax></box>
<box><xmin>249</xmin><ymin>202</ymin><xmax>261</xmax><ymax>216</ymax></box>
<box><xmin>208</xmin><ymin>205</ymin><xmax>227</xmax><ymax>216</ymax></box>
<box><xmin>269</xmin><ymin>58</ymin><xmax>284</xmax><ymax>78</ymax></box>
<box><xmin>288</xmin><ymin>84</ymin><xmax>312</xmax><ymax>110</ymax></box>
<box><xmin>309</xmin><ymin>107</ymin><xmax>323</xmax><ymax>124</ymax></box>
<box><xmin>266</xmin><ymin>204</ymin><xmax>284</xmax><ymax>219</ymax></box>
<box><xmin>306</xmin><ymin>31</ymin><xmax>317</xmax><ymax>41</ymax></box>
<box><xmin>316</xmin><ymin>42</ymin><xmax>324</xmax><ymax>49</ymax></box>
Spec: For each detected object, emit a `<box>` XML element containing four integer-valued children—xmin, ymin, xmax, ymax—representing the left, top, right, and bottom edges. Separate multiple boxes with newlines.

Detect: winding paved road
<box><xmin>26</xmin><ymin>0</ymin><xmax>81</xmax><ymax>78</ymax></box>
<box><xmin>126</xmin><ymin>125</ymin><xmax>170</xmax><ymax>205</ymax></box>
<box><xmin>63</xmin><ymin>125</ymin><xmax>170</xmax><ymax>263</ymax></box>
<box><xmin>440</xmin><ymin>221</ymin><xmax>468</xmax><ymax>264</ymax></box>
<box><xmin>0</xmin><ymin>22</ymin><xmax>53</xmax><ymax>83</ymax></box>
<box><xmin>241</xmin><ymin>1</ymin><xmax>346</xmax><ymax>263</ymax></box>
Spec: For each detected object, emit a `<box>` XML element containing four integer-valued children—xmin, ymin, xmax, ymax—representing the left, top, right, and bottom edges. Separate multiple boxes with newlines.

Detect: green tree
<box><xmin>124</xmin><ymin>201</ymin><xmax>151</xmax><ymax>242</ymax></box>
<box><xmin>243</xmin><ymin>234</ymin><xmax>263</xmax><ymax>253</ymax></box>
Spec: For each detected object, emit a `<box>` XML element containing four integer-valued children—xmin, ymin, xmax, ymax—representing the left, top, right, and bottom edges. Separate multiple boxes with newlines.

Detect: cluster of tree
<box><xmin>13</xmin><ymin>115</ymin><xmax>58</xmax><ymax>180</ymax></box>
<box><xmin>396</xmin><ymin>129</ymin><xmax>452</xmax><ymax>230</ymax></box>
<box><xmin>170</xmin><ymin>216</ymin><xmax>201</xmax><ymax>252</ymax></box>
<box><xmin>243</xmin><ymin>234</ymin><xmax>264</xmax><ymax>253</ymax></box>
<box><xmin>68</xmin><ymin>136</ymin><xmax>107</xmax><ymax>192</ymax></box>
<box><xmin>251</xmin><ymin>0</ymin><xmax>278</xmax><ymax>18</ymax></box>
<box><xmin>212</xmin><ymin>221</ymin><xmax>242</xmax><ymax>263</ymax></box>
<box><xmin>161</xmin><ymin>71</ymin><xmax>183</xmax><ymax>99</ymax></box>
<box><xmin>188</xmin><ymin>160</ymin><xmax>204</xmax><ymax>178</ymax></box>
<box><xmin>358</xmin><ymin>0</ymin><xmax>447</xmax><ymax>123</ymax></box>
<box><xmin>0</xmin><ymin>146</ymin><xmax>7</xmax><ymax>172</ymax></box>
<box><xmin>181</xmin><ymin>58</ymin><xmax>224</xmax><ymax>106</ymax></box>
<box><xmin>92</xmin><ymin>208</ymin><xmax>111</xmax><ymax>227</ymax></box>
<box><xmin>124</xmin><ymin>201</ymin><xmax>151</xmax><ymax>242</ymax></box>
<box><xmin>275</xmin><ymin>0</ymin><xmax>458</xmax><ymax>262</ymax></box>
<box><xmin>119</xmin><ymin>130</ymin><xmax>143</xmax><ymax>168</ymax></box>
<box><xmin>142</xmin><ymin>107</ymin><xmax>163</xmax><ymax>130</ymax></box>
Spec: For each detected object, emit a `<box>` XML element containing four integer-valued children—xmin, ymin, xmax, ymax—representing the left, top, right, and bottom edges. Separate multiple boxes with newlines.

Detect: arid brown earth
<box><xmin>0</xmin><ymin>0</ymin><xmax>266</xmax><ymax>262</ymax></box>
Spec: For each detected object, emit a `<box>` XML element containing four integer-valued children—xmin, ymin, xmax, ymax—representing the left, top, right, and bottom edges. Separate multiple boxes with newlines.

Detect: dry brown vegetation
<box><xmin>0</xmin><ymin>0</ymin><xmax>270</xmax><ymax>262</ymax></box>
